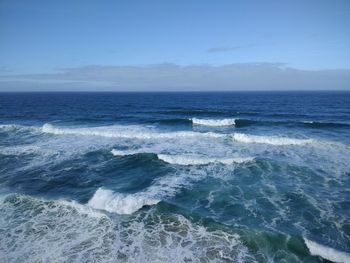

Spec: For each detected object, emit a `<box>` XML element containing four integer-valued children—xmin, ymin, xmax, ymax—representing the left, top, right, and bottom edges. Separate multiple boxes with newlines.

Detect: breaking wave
<box><xmin>87</xmin><ymin>188</ymin><xmax>159</xmax><ymax>214</ymax></box>
<box><xmin>111</xmin><ymin>149</ymin><xmax>254</xmax><ymax>166</ymax></box>
<box><xmin>232</xmin><ymin>133</ymin><xmax>313</xmax><ymax>145</ymax></box>
<box><xmin>304</xmin><ymin>238</ymin><xmax>350</xmax><ymax>263</ymax></box>
<box><xmin>157</xmin><ymin>154</ymin><xmax>254</xmax><ymax>165</ymax></box>
<box><xmin>42</xmin><ymin>123</ymin><xmax>224</xmax><ymax>140</ymax></box>
<box><xmin>191</xmin><ymin>117</ymin><xmax>236</xmax><ymax>126</ymax></box>
<box><xmin>0</xmin><ymin>193</ymin><xmax>252</xmax><ymax>263</ymax></box>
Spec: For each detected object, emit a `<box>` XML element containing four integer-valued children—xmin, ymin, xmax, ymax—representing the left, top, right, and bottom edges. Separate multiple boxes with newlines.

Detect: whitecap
<box><xmin>87</xmin><ymin>188</ymin><xmax>159</xmax><ymax>214</ymax></box>
<box><xmin>191</xmin><ymin>117</ymin><xmax>236</xmax><ymax>126</ymax></box>
<box><xmin>304</xmin><ymin>238</ymin><xmax>350</xmax><ymax>263</ymax></box>
<box><xmin>42</xmin><ymin>123</ymin><xmax>224</xmax><ymax>140</ymax></box>
<box><xmin>232</xmin><ymin>133</ymin><xmax>313</xmax><ymax>145</ymax></box>
<box><xmin>111</xmin><ymin>149</ymin><xmax>254</xmax><ymax>166</ymax></box>
<box><xmin>157</xmin><ymin>154</ymin><xmax>254</xmax><ymax>165</ymax></box>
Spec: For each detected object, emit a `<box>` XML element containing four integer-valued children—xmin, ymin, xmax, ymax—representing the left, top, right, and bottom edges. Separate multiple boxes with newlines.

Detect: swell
<box><xmin>302</xmin><ymin>121</ymin><xmax>350</xmax><ymax>129</ymax></box>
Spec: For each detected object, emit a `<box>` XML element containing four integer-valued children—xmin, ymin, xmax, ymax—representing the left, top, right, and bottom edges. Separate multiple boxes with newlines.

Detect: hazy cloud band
<box><xmin>0</xmin><ymin>63</ymin><xmax>349</xmax><ymax>91</ymax></box>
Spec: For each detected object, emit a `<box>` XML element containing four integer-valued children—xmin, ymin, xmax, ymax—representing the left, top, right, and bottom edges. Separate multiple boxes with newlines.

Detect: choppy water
<box><xmin>0</xmin><ymin>91</ymin><xmax>349</xmax><ymax>262</ymax></box>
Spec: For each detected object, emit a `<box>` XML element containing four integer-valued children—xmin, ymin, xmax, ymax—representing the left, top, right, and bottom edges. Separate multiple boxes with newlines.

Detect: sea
<box><xmin>0</xmin><ymin>91</ymin><xmax>349</xmax><ymax>263</ymax></box>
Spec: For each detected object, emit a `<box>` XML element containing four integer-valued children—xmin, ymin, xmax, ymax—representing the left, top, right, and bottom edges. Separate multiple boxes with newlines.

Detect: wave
<box><xmin>302</xmin><ymin>121</ymin><xmax>350</xmax><ymax>129</ymax></box>
<box><xmin>155</xmin><ymin>118</ymin><xmax>192</xmax><ymax>125</ymax></box>
<box><xmin>12</xmin><ymin>124</ymin><xmax>314</xmax><ymax>147</ymax></box>
<box><xmin>191</xmin><ymin>117</ymin><xmax>236</xmax><ymax>126</ymax></box>
<box><xmin>87</xmin><ymin>188</ymin><xmax>159</xmax><ymax>214</ymax></box>
<box><xmin>304</xmin><ymin>238</ymin><xmax>350</xmax><ymax>263</ymax></box>
<box><xmin>0</xmin><ymin>124</ymin><xmax>40</xmax><ymax>133</ymax></box>
<box><xmin>42</xmin><ymin>123</ymin><xmax>224</xmax><ymax>140</ymax></box>
<box><xmin>0</xmin><ymin>193</ymin><xmax>250</xmax><ymax>262</ymax></box>
<box><xmin>157</xmin><ymin>154</ymin><xmax>254</xmax><ymax>165</ymax></box>
<box><xmin>232</xmin><ymin>133</ymin><xmax>313</xmax><ymax>145</ymax></box>
<box><xmin>153</xmin><ymin>117</ymin><xmax>350</xmax><ymax>130</ymax></box>
<box><xmin>111</xmin><ymin>149</ymin><xmax>254</xmax><ymax>166</ymax></box>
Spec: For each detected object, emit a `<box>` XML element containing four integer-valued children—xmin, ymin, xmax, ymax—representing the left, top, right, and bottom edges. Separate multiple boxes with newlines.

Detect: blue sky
<box><xmin>0</xmin><ymin>0</ymin><xmax>350</xmax><ymax>91</ymax></box>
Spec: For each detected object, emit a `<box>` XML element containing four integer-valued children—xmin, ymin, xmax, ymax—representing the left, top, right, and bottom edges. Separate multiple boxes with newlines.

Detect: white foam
<box><xmin>0</xmin><ymin>193</ymin><xmax>251</xmax><ymax>262</ymax></box>
<box><xmin>111</xmin><ymin>149</ymin><xmax>253</xmax><ymax>166</ymax></box>
<box><xmin>304</xmin><ymin>238</ymin><xmax>350</xmax><ymax>263</ymax></box>
<box><xmin>157</xmin><ymin>154</ymin><xmax>254</xmax><ymax>165</ymax></box>
<box><xmin>0</xmin><ymin>124</ymin><xmax>40</xmax><ymax>133</ymax></box>
<box><xmin>87</xmin><ymin>188</ymin><xmax>159</xmax><ymax>214</ymax></box>
<box><xmin>232</xmin><ymin>133</ymin><xmax>313</xmax><ymax>145</ymax></box>
<box><xmin>42</xmin><ymin>123</ymin><xmax>224</xmax><ymax>140</ymax></box>
<box><xmin>191</xmin><ymin>117</ymin><xmax>236</xmax><ymax>126</ymax></box>
<box><xmin>111</xmin><ymin>149</ymin><xmax>140</xmax><ymax>156</ymax></box>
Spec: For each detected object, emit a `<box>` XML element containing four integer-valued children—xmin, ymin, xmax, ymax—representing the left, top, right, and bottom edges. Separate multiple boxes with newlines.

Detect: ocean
<box><xmin>0</xmin><ymin>91</ymin><xmax>349</xmax><ymax>262</ymax></box>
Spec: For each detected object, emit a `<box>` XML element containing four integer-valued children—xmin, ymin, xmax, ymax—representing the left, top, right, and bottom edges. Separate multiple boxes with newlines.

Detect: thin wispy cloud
<box><xmin>207</xmin><ymin>44</ymin><xmax>254</xmax><ymax>53</ymax></box>
<box><xmin>1</xmin><ymin>63</ymin><xmax>349</xmax><ymax>91</ymax></box>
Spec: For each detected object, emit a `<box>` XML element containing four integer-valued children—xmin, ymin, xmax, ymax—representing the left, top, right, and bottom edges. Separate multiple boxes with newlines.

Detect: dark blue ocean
<box><xmin>0</xmin><ymin>92</ymin><xmax>349</xmax><ymax>262</ymax></box>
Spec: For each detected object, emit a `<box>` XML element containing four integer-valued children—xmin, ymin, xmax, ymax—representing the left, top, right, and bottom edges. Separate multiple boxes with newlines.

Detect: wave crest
<box><xmin>191</xmin><ymin>117</ymin><xmax>236</xmax><ymax>126</ymax></box>
<box><xmin>111</xmin><ymin>149</ymin><xmax>254</xmax><ymax>166</ymax></box>
<box><xmin>157</xmin><ymin>154</ymin><xmax>254</xmax><ymax>165</ymax></box>
<box><xmin>42</xmin><ymin>123</ymin><xmax>223</xmax><ymax>140</ymax></box>
<box><xmin>233</xmin><ymin>133</ymin><xmax>313</xmax><ymax>145</ymax></box>
<box><xmin>87</xmin><ymin>188</ymin><xmax>159</xmax><ymax>214</ymax></box>
<box><xmin>304</xmin><ymin>238</ymin><xmax>350</xmax><ymax>263</ymax></box>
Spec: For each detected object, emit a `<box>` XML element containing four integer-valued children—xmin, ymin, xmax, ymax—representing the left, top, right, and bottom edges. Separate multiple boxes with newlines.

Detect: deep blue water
<box><xmin>0</xmin><ymin>91</ymin><xmax>349</xmax><ymax>262</ymax></box>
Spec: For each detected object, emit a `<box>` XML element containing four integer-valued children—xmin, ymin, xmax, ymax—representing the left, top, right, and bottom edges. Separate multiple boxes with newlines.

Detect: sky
<box><xmin>0</xmin><ymin>0</ymin><xmax>349</xmax><ymax>91</ymax></box>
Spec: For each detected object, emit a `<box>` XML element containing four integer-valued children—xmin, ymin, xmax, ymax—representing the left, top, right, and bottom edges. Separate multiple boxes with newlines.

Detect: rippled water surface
<box><xmin>0</xmin><ymin>92</ymin><xmax>349</xmax><ymax>262</ymax></box>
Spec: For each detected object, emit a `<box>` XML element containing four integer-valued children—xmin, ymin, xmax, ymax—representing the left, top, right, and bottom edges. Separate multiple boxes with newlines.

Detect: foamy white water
<box><xmin>0</xmin><ymin>194</ymin><xmax>251</xmax><ymax>263</ymax></box>
<box><xmin>42</xmin><ymin>123</ymin><xmax>224</xmax><ymax>140</ymax></box>
<box><xmin>87</xmin><ymin>188</ymin><xmax>159</xmax><ymax>214</ymax></box>
<box><xmin>232</xmin><ymin>133</ymin><xmax>313</xmax><ymax>145</ymax></box>
<box><xmin>157</xmin><ymin>154</ymin><xmax>254</xmax><ymax>165</ymax></box>
<box><xmin>304</xmin><ymin>238</ymin><xmax>350</xmax><ymax>263</ymax></box>
<box><xmin>111</xmin><ymin>149</ymin><xmax>254</xmax><ymax>166</ymax></box>
<box><xmin>191</xmin><ymin>117</ymin><xmax>236</xmax><ymax>126</ymax></box>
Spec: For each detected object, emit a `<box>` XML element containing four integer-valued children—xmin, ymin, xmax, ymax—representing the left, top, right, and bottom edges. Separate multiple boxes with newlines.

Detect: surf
<box><xmin>111</xmin><ymin>149</ymin><xmax>254</xmax><ymax>166</ymax></box>
<box><xmin>190</xmin><ymin>117</ymin><xmax>236</xmax><ymax>126</ymax></box>
<box><xmin>304</xmin><ymin>238</ymin><xmax>350</xmax><ymax>263</ymax></box>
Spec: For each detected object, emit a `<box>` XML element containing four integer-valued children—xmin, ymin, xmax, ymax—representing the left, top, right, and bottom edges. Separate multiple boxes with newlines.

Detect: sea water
<box><xmin>0</xmin><ymin>91</ymin><xmax>349</xmax><ymax>262</ymax></box>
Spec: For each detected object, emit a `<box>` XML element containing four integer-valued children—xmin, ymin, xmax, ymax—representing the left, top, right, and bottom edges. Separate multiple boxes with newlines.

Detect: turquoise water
<box><xmin>0</xmin><ymin>92</ymin><xmax>349</xmax><ymax>262</ymax></box>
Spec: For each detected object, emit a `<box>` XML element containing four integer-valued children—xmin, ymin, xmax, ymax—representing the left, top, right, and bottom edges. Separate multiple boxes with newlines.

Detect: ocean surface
<box><xmin>0</xmin><ymin>91</ymin><xmax>349</xmax><ymax>263</ymax></box>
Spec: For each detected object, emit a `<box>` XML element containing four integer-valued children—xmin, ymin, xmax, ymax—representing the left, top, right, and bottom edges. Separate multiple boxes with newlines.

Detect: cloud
<box><xmin>207</xmin><ymin>44</ymin><xmax>255</xmax><ymax>53</ymax></box>
<box><xmin>0</xmin><ymin>63</ymin><xmax>349</xmax><ymax>91</ymax></box>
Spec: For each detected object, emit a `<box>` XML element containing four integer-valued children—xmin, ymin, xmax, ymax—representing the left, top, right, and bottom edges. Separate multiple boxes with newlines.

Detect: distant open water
<box><xmin>0</xmin><ymin>91</ymin><xmax>349</xmax><ymax>262</ymax></box>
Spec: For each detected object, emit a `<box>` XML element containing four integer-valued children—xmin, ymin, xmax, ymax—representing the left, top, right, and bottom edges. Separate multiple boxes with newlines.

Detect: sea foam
<box><xmin>42</xmin><ymin>123</ymin><xmax>223</xmax><ymax>140</ymax></box>
<box><xmin>232</xmin><ymin>133</ymin><xmax>313</xmax><ymax>145</ymax></box>
<box><xmin>87</xmin><ymin>188</ymin><xmax>159</xmax><ymax>214</ymax></box>
<box><xmin>0</xmin><ymin>193</ymin><xmax>251</xmax><ymax>263</ymax></box>
<box><xmin>191</xmin><ymin>117</ymin><xmax>236</xmax><ymax>126</ymax></box>
<box><xmin>304</xmin><ymin>238</ymin><xmax>350</xmax><ymax>263</ymax></box>
<box><xmin>111</xmin><ymin>149</ymin><xmax>254</xmax><ymax>166</ymax></box>
<box><xmin>157</xmin><ymin>154</ymin><xmax>253</xmax><ymax>165</ymax></box>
